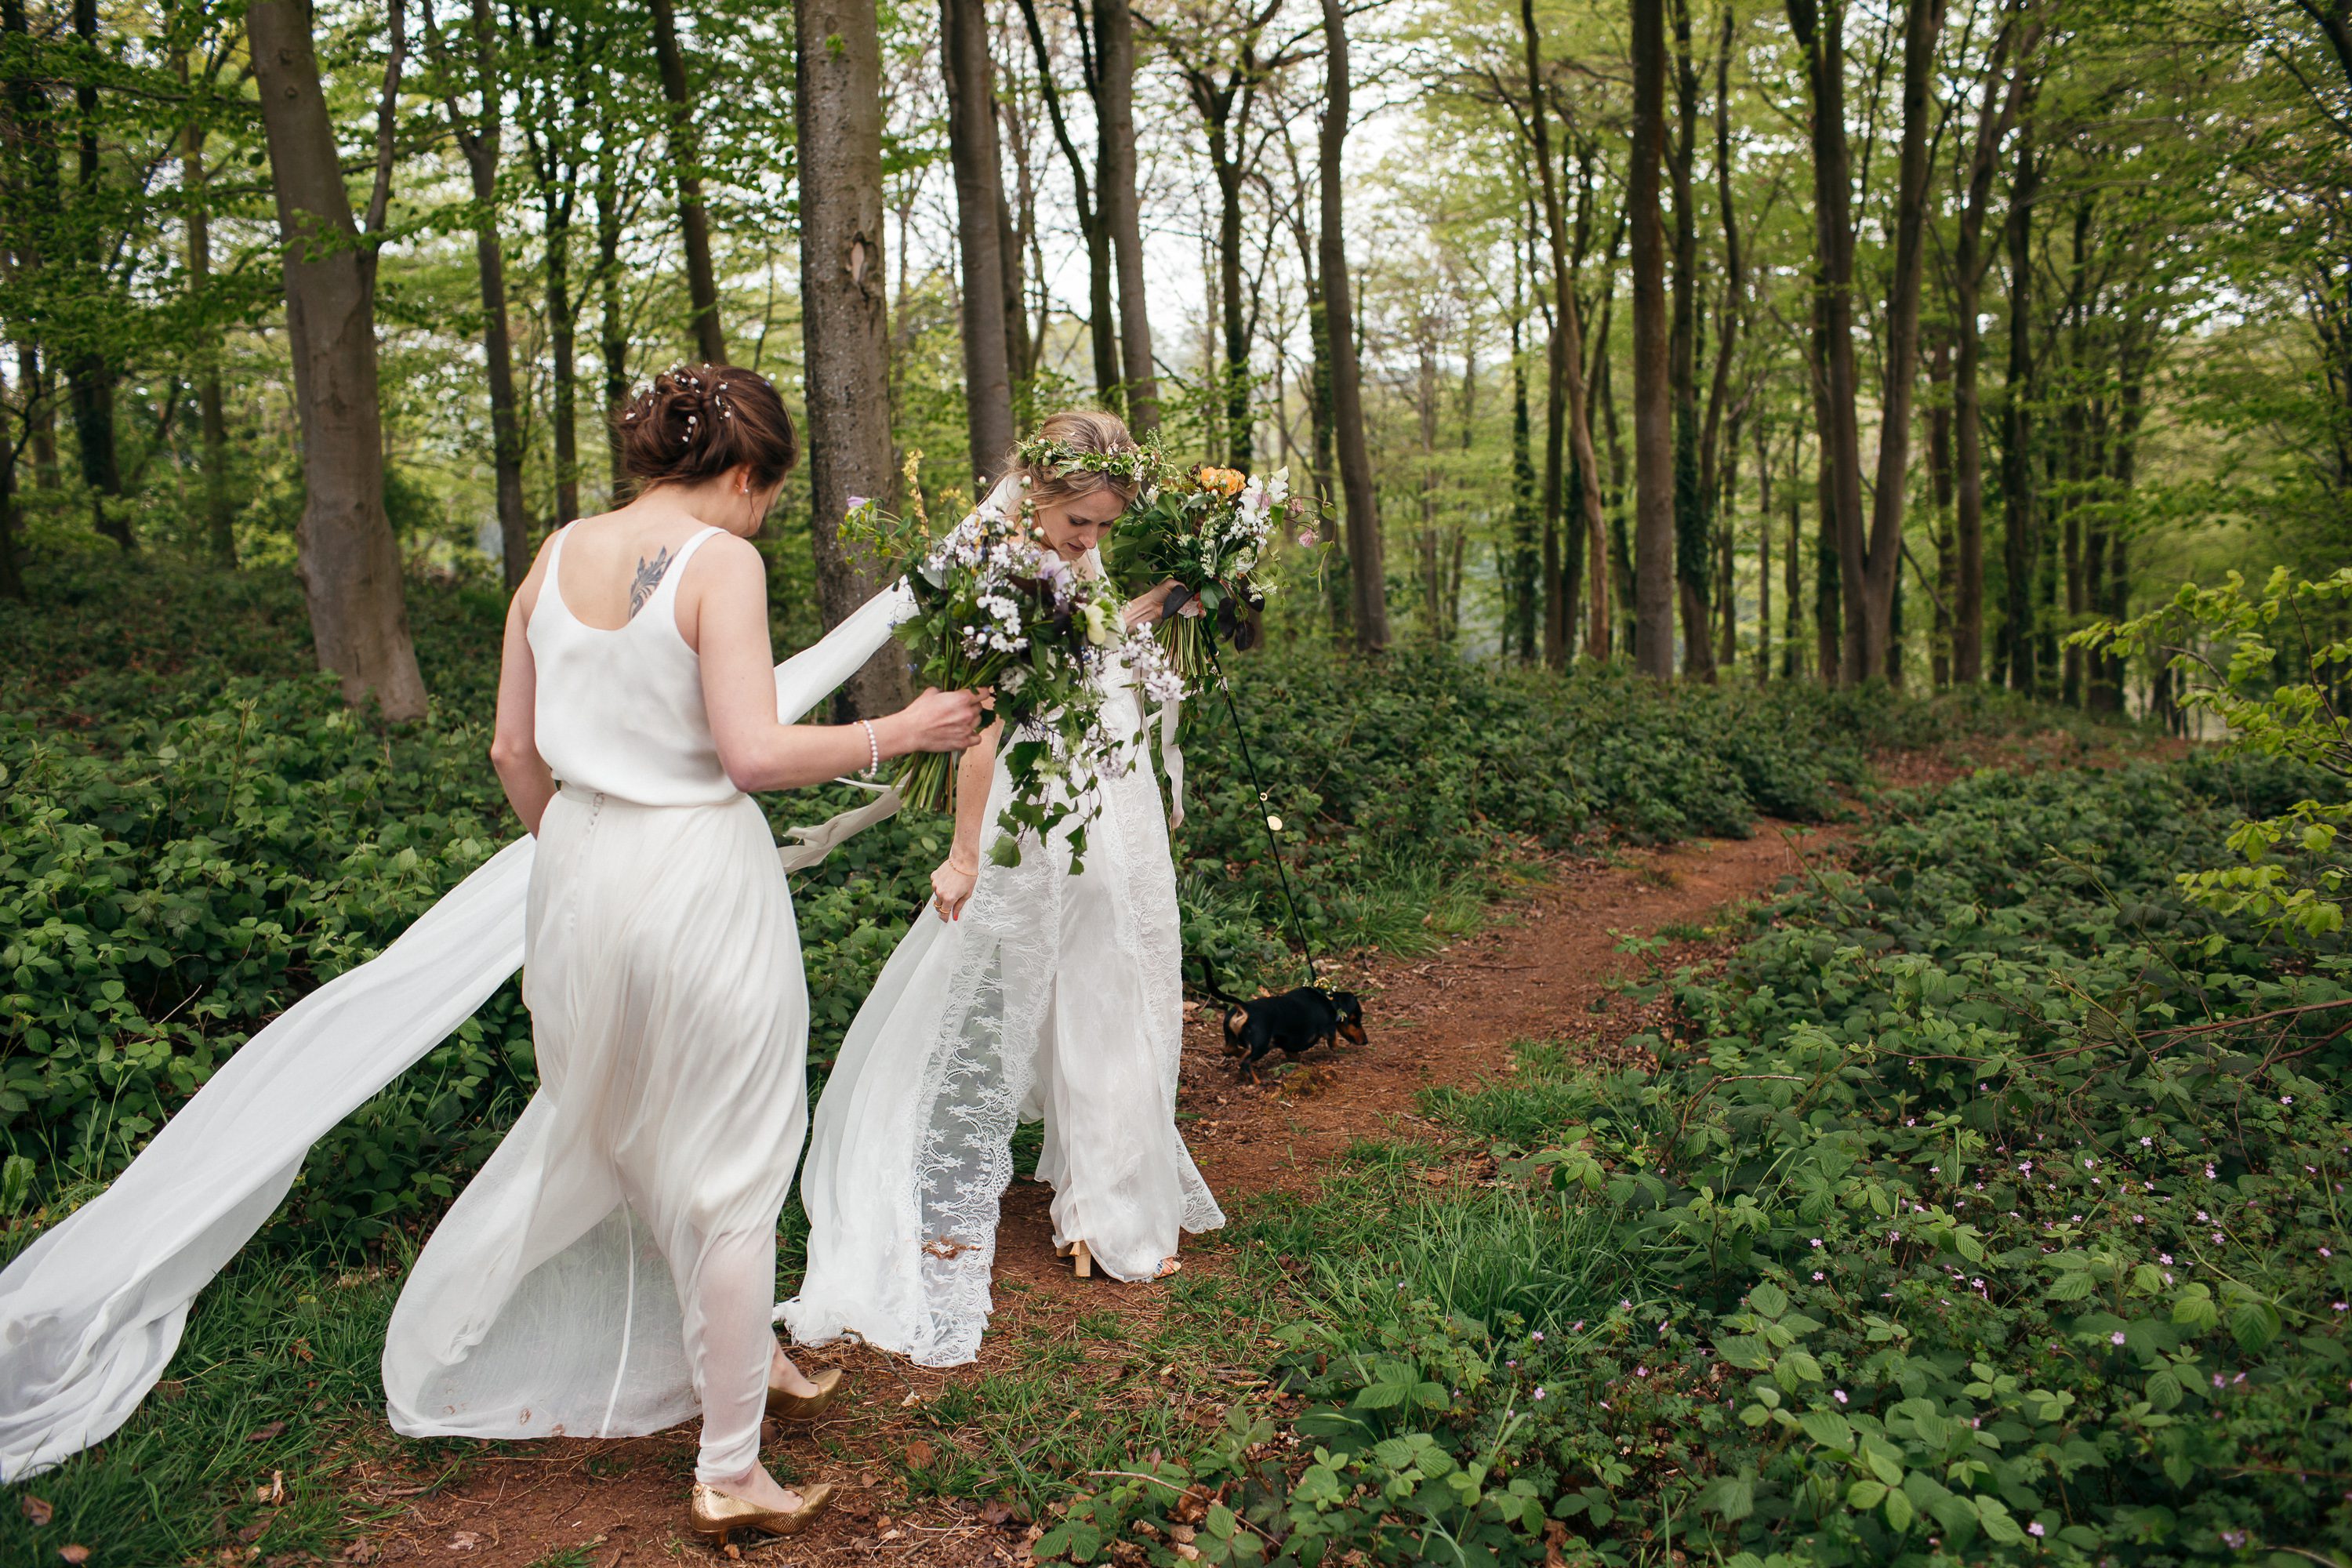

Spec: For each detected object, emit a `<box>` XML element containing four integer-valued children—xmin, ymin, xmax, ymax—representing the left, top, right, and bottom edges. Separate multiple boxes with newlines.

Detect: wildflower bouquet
<box><xmin>1109</xmin><ymin>461</ymin><xmax>1307</xmax><ymax>690</ymax></box>
<box><xmin>847</xmin><ymin>486</ymin><xmax>1134</xmax><ymax>867</ymax></box>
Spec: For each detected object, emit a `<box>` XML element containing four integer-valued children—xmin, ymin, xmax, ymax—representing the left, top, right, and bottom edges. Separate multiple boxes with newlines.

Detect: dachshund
<box><xmin>1194</xmin><ymin>958</ymin><xmax>1367</xmax><ymax>1082</ymax></box>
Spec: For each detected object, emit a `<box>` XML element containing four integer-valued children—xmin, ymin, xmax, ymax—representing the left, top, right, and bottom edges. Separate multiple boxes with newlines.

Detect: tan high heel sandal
<box><xmin>687</xmin><ymin>1479</ymin><xmax>836</xmax><ymax>1543</ymax></box>
<box><xmin>767</xmin><ymin>1364</ymin><xmax>846</xmax><ymax>1421</ymax></box>
<box><xmin>1060</xmin><ymin>1241</ymin><xmax>1181</xmax><ymax>1281</ymax></box>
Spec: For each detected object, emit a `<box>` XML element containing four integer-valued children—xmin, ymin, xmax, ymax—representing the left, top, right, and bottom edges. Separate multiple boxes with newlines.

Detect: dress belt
<box><xmin>555</xmin><ymin>782</ymin><xmax>746</xmax><ymax>809</ymax></box>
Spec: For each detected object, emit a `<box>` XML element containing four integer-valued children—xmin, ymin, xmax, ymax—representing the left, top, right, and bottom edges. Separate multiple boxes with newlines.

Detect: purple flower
<box><xmin>1833</xmin><ymin>1389</ymin><xmax>1849</xmax><ymax>1405</ymax></box>
<box><xmin>1534</xmin><ymin>1387</ymin><xmax>1547</xmax><ymax>1401</ymax></box>
<box><xmin>2028</xmin><ymin>1522</ymin><xmax>2046</xmax><ymax>1538</ymax></box>
<box><xmin>2111</xmin><ymin>1331</ymin><xmax>2127</xmax><ymax>1346</ymax></box>
<box><xmin>1296</xmin><ymin>529</ymin><xmax>1319</xmax><ymax>547</ymax></box>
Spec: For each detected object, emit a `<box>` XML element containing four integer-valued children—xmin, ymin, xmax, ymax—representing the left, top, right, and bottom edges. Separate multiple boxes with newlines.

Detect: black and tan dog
<box><xmin>1195</xmin><ymin>958</ymin><xmax>1367</xmax><ymax>1081</ymax></box>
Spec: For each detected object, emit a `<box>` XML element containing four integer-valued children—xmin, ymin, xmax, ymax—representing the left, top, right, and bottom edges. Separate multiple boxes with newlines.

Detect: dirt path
<box><xmin>341</xmin><ymin>814</ymin><xmax>1845</xmax><ymax>1568</ymax></box>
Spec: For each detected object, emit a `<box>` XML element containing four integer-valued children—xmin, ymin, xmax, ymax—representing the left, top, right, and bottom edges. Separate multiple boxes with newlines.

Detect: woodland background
<box><xmin>0</xmin><ymin>0</ymin><xmax>2345</xmax><ymax>704</ymax></box>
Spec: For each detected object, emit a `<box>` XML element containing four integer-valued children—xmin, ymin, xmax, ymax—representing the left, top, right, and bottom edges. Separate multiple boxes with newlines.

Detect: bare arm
<box><xmin>930</xmin><ymin>720</ymin><xmax>1003</xmax><ymax>920</ymax></box>
<box><xmin>491</xmin><ymin>546</ymin><xmax>559</xmax><ymax>834</ymax></box>
<box><xmin>691</xmin><ymin>533</ymin><xmax>983</xmax><ymax>791</ymax></box>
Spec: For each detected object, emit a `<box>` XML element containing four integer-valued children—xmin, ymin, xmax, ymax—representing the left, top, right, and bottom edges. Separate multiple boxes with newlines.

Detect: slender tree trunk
<box><xmin>940</xmin><ymin>0</ymin><xmax>1015</xmax><ymax>481</ymax></box>
<box><xmin>427</xmin><ymin>0</ymin><xmax>531</xmax><ymax>588</ymax></box>
<box><xmin>1782</xmin><ymin>420</ymin><xmax>1802</xmax><ymax>679</ymax></box>
<box><xmin>1860</xmin><ymin>0</ymin><xmax>1945</xmax><ymax>672</ymax></box>
<box><xmin>67</xmin><ymin>0</ymin><xmax>125</xmax><ymax>549</ymax></box>
<box><xmin>1210</xmin><ymin>114</ymin><xmax>1251</xmax><ymax>472</ymax></box>
<box><xmin>1517</xmin><ymin>0</ymin><xmax>1609</xmax><ymax>666</ymax></box>
<box><xmin>1630</xmin><ymin>0</ymin><xmax>1675</xmax><ymax>677</ymax></box>
<box><xmin>1998</xmin><ymin>103</ymin><xmax>2038</xmax><ymax>691</ymax></box>
<box><xmin>248</xmin><ymin>0</ymin><xmax>426</xmax><ymax>721</ymax></box>
<box><xmin>1754</xmin><ymin>417</ymin><xmax>1773</xmax><ymax>682</ymax></box>
<box><xmin>1510</xmin><ymin>230</ymin><xmax>1539</xmax><ymax>661</ymax></box>
<box><xmin>1322</xmin><ymin>0</ymin><xmax>1385</xmax><ymax>650</ymax></box>
<box><xmin>0</xmin><ymin>414</ymin><xmax>20</xmax><ymax>597</ymax></box>
<box><xmin>1950</xmin><ymin>5</ymin><xmax>2033</xmax><ymax>684</ymax></box>
<box><xmin>1785</xmin><ymin>0</ymin><xmax>1864</xmax><ymax>683</ymax></box>
<box><xmin>797</xmin><ymin>0</ymin><xmax>909</xmax><ymax>715</ymax></box>
<box><xmin>648</xmin><ymin>0</ymin><xmax>725</xmax><ymax>363</ymax></box>
<box><xmin>546</xmin><ymin>209</ymin><xmax>580</xmax><ymax>526</ymax></box>
<box><xmin>1094</xmin><ymin>0</ymin><xmax>1157</xmax><ymax>430</ymax></box>
<box><xmin>1927</xmin><ymin>335</ymin><xmax>1955</xmax><ymax>686</ymax></box>
<box><xmin>1669</xmin><ymin>0</ymin><xmax>1711</xmax><ymax>679</ymax></box>
<box><xmin>1716</xmin><ymin>407</ymin><xmax>1740</xmax><ymax>671</ymax></box>
<box><xmin>1013</xmin><ymin>0</ymin><xmax>1117</xmax><ymax>398</ymax></box>
<box><xmin>172</xmin><ymin>52</ymin><xmax>236</xmax><ymax>563</ymax></box>
<box><xmin>593</xmin><ymin>135</ymin><xmax>629</xmax><ymax>499</ymax></box>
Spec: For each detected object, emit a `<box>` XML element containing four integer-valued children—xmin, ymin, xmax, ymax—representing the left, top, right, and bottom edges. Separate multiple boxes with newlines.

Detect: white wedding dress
<box><xmin>784</xmin><ymin>593</ymin><xmax>1225</xmax><ymax>1369</ymax></box>
<box><xmin>0</xmin><ymin>544</ymin><xmax>914</xmax><ymax>1482</ymax></box>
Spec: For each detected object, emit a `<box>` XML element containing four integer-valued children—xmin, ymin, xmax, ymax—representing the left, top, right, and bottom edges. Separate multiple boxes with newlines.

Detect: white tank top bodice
<box><xmin>528</xmin><ymin>523</ymin><xmax>740</xmax><ymax>807</ymax></box>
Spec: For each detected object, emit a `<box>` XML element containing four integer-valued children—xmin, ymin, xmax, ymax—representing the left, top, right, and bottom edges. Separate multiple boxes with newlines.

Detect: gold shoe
<box><xmin>1070</xmin><ymin>1240</ymin><xmax>1094</xmax><ymax>1279</ymax></box>
<box><xmin>766</xmin><ymin>1364</ymin><xmax>846</xmax><ymax>1421</ymax></box>
<box><xmin>687</xmin><ymin>1479</ymin><xmax>837</xmax><ymax>1542</ymax></box>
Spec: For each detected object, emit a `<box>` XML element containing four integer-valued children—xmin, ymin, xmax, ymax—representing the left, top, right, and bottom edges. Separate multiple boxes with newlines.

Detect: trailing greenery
<box><xmin>1</xmin><ymin>550</ymin><xmax>2072</xmax><ymax>1241</ymax></box>
<box><xmin>1036</xmin><ymin>757</ymin><xmax>2352</xmax><ymax>1567</ymax></box>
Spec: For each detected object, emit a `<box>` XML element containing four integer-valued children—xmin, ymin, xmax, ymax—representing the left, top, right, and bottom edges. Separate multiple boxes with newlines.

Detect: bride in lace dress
<box><xmin>783</xmin><ymin>412</ymin><xmax>1225</xmax><ymax>1368</ymax></box>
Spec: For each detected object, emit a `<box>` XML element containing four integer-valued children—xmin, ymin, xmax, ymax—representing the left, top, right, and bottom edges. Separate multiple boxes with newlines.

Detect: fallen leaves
<box><xmin>20</xmin><ymin>1495</ymin><xmax>52</xmax><ymax>1526</ymax></box>
<box><xmin>243</xmin><ymin>1421</ymin><xmax>286</xmax><ymax>1443</ymax></box>
<box><xmin>253</xmin><ymin>1471</ymin><xmax>285</xmax><ymax>1507</ymax></box>
<box><xmin>58</xmin><ymin>1548</ymin><xmax>90</xmax><ymax>1566</ymax></box>
<box><xmin>445</xmin><ymin>1530</ymin><xmax>481</xmax><ymax>1552</ymax></box>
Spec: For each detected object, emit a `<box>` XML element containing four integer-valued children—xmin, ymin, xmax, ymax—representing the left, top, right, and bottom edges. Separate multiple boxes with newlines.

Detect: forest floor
<box><xmin>339</xmin><ymin>730</ymin><xmax>2126</xmax><ymax>1568</ymax></box>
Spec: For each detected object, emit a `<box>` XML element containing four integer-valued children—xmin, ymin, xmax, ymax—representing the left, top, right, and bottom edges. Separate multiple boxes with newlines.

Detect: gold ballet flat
<box><xmin>766</xmin><ymin>1363</ymin><xmax>846</xmax><ymax>1421</ymax></box>
<box><xmin>687</xmin><ymin>1479</ymin><xmax>836</xmax><ymax>1542</ymax></box>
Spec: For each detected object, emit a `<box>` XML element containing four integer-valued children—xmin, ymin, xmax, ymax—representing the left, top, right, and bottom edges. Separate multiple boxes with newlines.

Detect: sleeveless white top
<box><xmin>528</xmin><ymin>523</ymin><xmax>740</xmax><ymax>807</ymax></box>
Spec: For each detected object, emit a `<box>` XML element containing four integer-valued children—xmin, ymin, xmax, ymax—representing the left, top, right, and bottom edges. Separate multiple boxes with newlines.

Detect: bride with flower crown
<box><xmin>782</xmin><ymin>411</ymin><xmax>1225</xmax><ymax>1369</ymax></box>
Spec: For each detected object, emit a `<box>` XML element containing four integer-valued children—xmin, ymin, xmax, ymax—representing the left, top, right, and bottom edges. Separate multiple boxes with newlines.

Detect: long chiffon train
<box><xmin>0</xmin><ymin>581</ymin><xmax>912</xmax><ymax>1482</ymax></box>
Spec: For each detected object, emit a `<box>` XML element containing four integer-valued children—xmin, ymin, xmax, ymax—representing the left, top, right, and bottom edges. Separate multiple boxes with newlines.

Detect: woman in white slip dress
<box><xmin>380</xmin><ymin>368</ymin><xmax>982</xmax><ymax>1542</ymax></box>
<box><xmin>785</xmin><ymin>411</ymin><xmax>1224</xmax><ymax>1370</ymax></box>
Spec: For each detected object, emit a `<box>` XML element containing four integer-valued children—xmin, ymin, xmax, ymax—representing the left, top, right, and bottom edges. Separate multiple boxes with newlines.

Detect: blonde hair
<box><xmin>1007</xmin><ymin>409</ymin><xmax>1145</xmax><ymax>516</ymax></box>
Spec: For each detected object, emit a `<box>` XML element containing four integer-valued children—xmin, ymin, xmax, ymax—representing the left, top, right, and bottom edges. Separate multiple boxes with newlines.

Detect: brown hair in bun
<box><xmin>615</xmin><ymin>365</ymin><xmax>799</xmax><ymax>491</ymax></box>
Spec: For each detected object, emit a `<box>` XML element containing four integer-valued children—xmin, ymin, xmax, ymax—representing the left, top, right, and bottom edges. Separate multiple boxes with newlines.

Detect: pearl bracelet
<box><xmin>857</xmin><ymin>719</ymin><xmax>880</xmax><ymax>779</ymax></box>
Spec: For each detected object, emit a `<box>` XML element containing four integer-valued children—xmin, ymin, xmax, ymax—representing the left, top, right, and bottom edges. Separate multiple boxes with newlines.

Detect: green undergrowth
<box><xmin>0</xmin><ymin>1243</ymin><xmax>415</xmax><ymax>1566</ymax></box>
<box><xmin>1034</xmin><ymin>756</ymin><xmax>2352</xmax><ymax>1567</ymax></box>
<box><xmin>0</xmin><ymin>546</ymin><xmax>2102</xmax><ymax>1243</ymax></box>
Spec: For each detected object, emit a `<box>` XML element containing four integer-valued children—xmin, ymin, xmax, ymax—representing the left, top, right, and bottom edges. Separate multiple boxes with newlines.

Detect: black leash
<box><xmin>1200</xmin><ymin>636</ymin><xmax>1323</xmax><ymax>991</ymax></box>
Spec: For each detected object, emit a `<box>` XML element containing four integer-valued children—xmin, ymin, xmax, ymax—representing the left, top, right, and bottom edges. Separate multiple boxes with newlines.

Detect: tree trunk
<box><xmin>1516</xmin><ymin>0</ymin><xmax>1609</xmax><ymax>666</ymax></box>
<box><xmin>1013</xmin><ymin>0</ymin><xmax>1118</xmax><ymax>398</ymax></box>
<box><xmin>174</xmin><ymin>51</ymin><xmax>236</xmax><ymax>563</ymax></box>
<box><xmin>1210</xmin><ymin>111</ymin><xmax>1251</xmax><ymax>472</ymax></box>
<box><xmin>1669</xmin><ymin>0</ymin><xmax>1710</xmax><ymax>680</ymax></box>
<box><xmin>1716</xmin><ymin>407</ymin><xmax>1740</xmax><ymax>673</ymax></box>
<box><xmin>1322</xmin><ymin>0</ymin><xmax>1385</xmax><ymax>650</ymax></box>
<box><xmin>546</xmin><ymin>208</ymin><xmax>580</xmax><ymax>525</ymax></box>
<box><xmin>428</xmin><ymin>0</ymin><xmax>531</xmax><ymax>589</ymax></box>
<box><xmin>1950</xmin><ymin>4</ymin><xmax>2034</xmax><ymax>684</ymax></box>
<box><xmin>1860</xmin><ymin>0</ymin><xmax>1946</xmax><ymax>673</ymax></box>
<box><xmin>797</xmin><ymin>0</ymin><xmax>909</xmax><ymax>715</ymax></box>
<box><xmin>1510</xmin><ymin>227</ymin><xmax>1539</xmax><ymax>661</ymax></box>
<box><xmin>0</xmin><ymin>416</ymin><xmax>21</xmax><ymax>599</ymax></box>
<box><xmin>1927</xmin><ymin>334</ymin><xmax>1955</xmax><ymax>686</ymax></box>
<box><xmin>1782</xmin><ymin>421</ymin><xmax>1802</xmax><ymax>679</ymax></box>
<box><xmin>248</xmin><ymin>0</ymin><xmax>426</xmax><ymax>722</ymax></box>
<box><xmin>940</xmin><ymin>0</ymin><xmax>1014</xmax><ymax>481</ymax></box>
<box><xmin>67</xmin><ymin>0</ymin><xmax>125</xmax><ymax>550</ymax></box>
<box><xmin>1094</xmin><ymin>0</ymin><xmax>1157</xmax><ymax>430</ymax></box>
<box><xmin>1998</xmin><ymin>102</ymin><xmax>2038</xmax><ymax>692</ymax></box>
<box><xmin>648</xmin><ymin>0</ymin><xmax>725</xmax><ymax>363</ymax></box>
<box><xmin>1784</xmin><ymin>0</ymin><xmax>1864</xmax><ymax>684</ymax></box>
<box><xmin>1630</xmin><ymin>0</ymin><xmax>1675</xmax><ymax>677</ymax></box>
<box><xmin>1754</xmin><ymin>417</ymin><xmax>1773</xmax><ymax>682</ymax></box>
<box><xmin>593</xmin><ymin>131</ymin><xmax>629</xmax><ymax>499</ymax></box>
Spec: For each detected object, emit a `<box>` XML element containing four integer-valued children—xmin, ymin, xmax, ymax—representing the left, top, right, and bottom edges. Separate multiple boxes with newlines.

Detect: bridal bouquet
<box><xmin>1109</xmin><ymin>460</ymin><xmax>1307</xmax><ymax>690</ymax></box>
<box><xmin>846</xmin><ymin>485</ymin><xmax>1133</xmax><ymax>867</ymax></box>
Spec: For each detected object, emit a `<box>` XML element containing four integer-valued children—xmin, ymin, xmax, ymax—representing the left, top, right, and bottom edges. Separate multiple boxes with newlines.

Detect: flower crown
<box><xmin>1013</xmin><ymin>430</ymin><xmax>1166</xmax><ymax>488</ymax></box>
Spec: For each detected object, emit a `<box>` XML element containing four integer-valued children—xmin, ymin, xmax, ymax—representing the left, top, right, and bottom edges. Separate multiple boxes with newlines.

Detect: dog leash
<box><xmin>1201</xmin><ymin>636</ymin><xmax>1323</xmax><ymax>990</ymax></box>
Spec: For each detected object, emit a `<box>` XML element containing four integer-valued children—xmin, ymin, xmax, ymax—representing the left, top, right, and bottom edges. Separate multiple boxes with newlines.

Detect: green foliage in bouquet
<box><xmin>844</xmin><ymin>474</ymin><xmax>1138</xmax><ymax>869</ymax></box>
<box><xmin>1107</xmin><ymin>456</ymin><xmax>1317</xmax><ymax>691</ymax></box>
